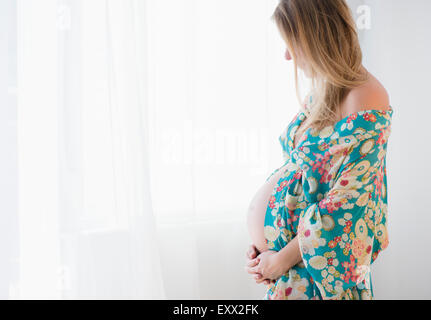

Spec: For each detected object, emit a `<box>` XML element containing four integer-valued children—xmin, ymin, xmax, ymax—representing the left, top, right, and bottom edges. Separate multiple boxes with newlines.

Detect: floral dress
<box><xmin>262</xmin><ymin>96</ymin><xmax>393</xmax><ymax>300</ymax></box>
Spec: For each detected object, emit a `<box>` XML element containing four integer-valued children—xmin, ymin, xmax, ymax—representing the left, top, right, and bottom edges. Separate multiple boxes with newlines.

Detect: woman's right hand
<box><xmin>245</xmin><ymin>244</ymin><xmax>276</xmax><ymax>286</ymax></box>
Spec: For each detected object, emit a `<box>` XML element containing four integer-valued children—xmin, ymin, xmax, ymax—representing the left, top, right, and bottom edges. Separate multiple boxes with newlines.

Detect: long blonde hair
<box><xmin>272</xmin><ymin>0</ymin><xmax>369</xmax><ymax>137</ymax></box>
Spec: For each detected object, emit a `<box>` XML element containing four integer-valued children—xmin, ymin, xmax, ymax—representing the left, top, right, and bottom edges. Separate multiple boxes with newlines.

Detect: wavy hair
<box><xmin>272</xmin><ymin>0</ymin><xmax>369</xmax><ymax>137</ymax></box>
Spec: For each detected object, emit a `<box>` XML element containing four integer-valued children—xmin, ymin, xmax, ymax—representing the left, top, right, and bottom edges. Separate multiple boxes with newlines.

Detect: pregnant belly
<box><xmin>247</xmin><ymin>164</ymin><xmax>288</xmax><ymax>253</ymax></box>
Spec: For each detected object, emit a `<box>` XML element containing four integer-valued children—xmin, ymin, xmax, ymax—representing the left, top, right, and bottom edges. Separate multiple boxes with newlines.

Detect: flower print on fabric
<box><xmin>262</xmin><ymin>96</ymin><xmax>393</xmax><ymax>300</ymax></box>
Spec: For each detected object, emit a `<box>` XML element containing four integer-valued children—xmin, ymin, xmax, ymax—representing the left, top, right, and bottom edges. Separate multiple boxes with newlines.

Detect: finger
<box><xmin>255</xmin><ymin>275</ymin><xmax>267</xmax><ymax>284</ymax></box>
<box><xmin>260</xmin><ymin>277</ymin><xmax>275</xmax><ymax>285</ymax></box>
<box><xmin>256</xmin><ymin>277</ymin><xmax>266</xmax><ymax>284</ymax></box>
<box><xmin>253</xmin><ymin>244</ymin><xmax>261</xmax><ymax>256</ymax></box>
<box><xmin>247</xmin><ymin>250</ymin><xmax>256</xmax><ymax>260</ymax></box>
<box><xmin>247</xmin><ymin>245</ymin><xmax>257</xmax><ymax>259</ymax></box>
<box><xmin>246</xmin><ymin>258</ymin><xmax>260</xmax><ymax>268</ymax></box>
<box><xmin>245</xmin><ymin>265</ymin><xmax>260</xmax><ymax>275</ymax></box>
<box><xmin>244</xmin><ymin>266</ymin><xmax>255</xmax><ymax>275</ymax></box>
<box><xmin>251</xmin><ymin>244</ymin><xmax>260</xmax><ymax>256</ymax></box>
<box><xmin>249</xmin><ymin>266</ymin><xmax>260</xmax><ymax>274</ymax></box>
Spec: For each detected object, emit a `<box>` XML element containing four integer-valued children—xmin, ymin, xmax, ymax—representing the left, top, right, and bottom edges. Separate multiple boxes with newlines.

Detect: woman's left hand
<box><xmin>251</xmin><ymin>250</ymin><xmax>288</xmax><ymax>281</ymax></box>
<box><xmin>245</xmin><ymin>245</ymin><xmax>276</xmax><ymax>285</ymax></box>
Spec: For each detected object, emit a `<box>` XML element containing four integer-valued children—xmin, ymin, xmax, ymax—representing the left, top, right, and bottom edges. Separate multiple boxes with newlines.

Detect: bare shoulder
<box><xmin>341</xmin><ymin>73</ymin><xmax>390</xmax><ymax>119</ymax></box>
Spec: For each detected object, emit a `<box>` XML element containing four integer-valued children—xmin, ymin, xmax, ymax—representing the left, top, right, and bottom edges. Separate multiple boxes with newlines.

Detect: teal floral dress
<box><xmin>263</xmin><ymin>96</ymin><xmax>393</xmax><ymax>300</ymax></box>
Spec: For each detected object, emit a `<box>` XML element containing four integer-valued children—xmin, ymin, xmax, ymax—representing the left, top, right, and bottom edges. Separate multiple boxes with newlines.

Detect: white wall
<box><xmin>0</xmin><ymin>0</ymin><xmax>18</xmax><ymax>299</ymax></box>
<box><xmin>361</xmin><ymin>0</ymin><xmax>431</xmax><ymax>299</ymax></box>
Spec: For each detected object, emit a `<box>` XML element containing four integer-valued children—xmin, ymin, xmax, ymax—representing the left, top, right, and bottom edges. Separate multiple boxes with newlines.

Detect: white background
<box><xmin>360</xmin><ymin>0</ymin><xmax>431</xmax><ymax>300</ymax></box>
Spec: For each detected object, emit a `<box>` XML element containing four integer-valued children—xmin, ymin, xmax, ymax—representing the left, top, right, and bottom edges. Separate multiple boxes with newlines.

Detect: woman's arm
<box><xmin>276</xmin><ymin>235</ymin><xmax>302</xmax><ymax>272</ymax></box>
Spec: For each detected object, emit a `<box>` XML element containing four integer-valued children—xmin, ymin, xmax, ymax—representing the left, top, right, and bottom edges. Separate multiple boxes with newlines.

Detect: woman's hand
<box><xmin>245</xmin><ymin>244</ymin><xmax>276</xmax><ymax>285</ymax></box>
<box><xmin>251</xmin><ymin>236</ymin><xmax>302</xmax><ymax>281</ymax></box>
<box><xmin>250</xmin><ymin>250</ymin><xmax>288</xmax><ymax>281</ymax></box>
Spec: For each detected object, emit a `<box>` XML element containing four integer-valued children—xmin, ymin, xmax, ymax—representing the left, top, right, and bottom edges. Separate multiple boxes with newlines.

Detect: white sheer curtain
<box><xmin>0</xmin><ymin>0</ymin><xmax>18</xmax><ymax>300</ymax></box>
<box><xmin>15</xmin><ymin>0</ymin><xmax>164</xmax><ymax>299</ymax></box>
<box><xmin>4</xmin><ymin>0</ymin><xmax>302</xmax><ymax>300</ymax></box>
<box><xmin>146</xmin><ymin>0</ymin><xmax>300</xmax><ymax>299</ymax></box>
<box><xmin>146</xmin><ymin>0</ymin><xmax>297</xmax><ymax>224</ymax></box>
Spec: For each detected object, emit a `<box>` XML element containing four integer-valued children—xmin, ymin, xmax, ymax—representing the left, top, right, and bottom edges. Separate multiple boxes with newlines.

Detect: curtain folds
<box><xmin>9</xmin><ymin>0</ymin><xmax>293</xmax><ymax>300</ymax></box>
<box><xmin>16</xmin><ymin>0</ymin><xmax>165</xmax><ymax>299</ymax></box>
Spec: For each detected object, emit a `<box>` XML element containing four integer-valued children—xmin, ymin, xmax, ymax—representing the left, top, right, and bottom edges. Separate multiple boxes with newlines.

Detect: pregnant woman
<box><xmin>245</xmin><ymin>0</ymin><xmax>393</xmax><ymax>300</ymax></box>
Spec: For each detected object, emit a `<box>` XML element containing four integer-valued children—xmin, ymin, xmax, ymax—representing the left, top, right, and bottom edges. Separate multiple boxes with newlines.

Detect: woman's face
<box><xmin>285</xmin><ymin>47</ymin><xmax>311</xmax><ymax>78</ymax></box>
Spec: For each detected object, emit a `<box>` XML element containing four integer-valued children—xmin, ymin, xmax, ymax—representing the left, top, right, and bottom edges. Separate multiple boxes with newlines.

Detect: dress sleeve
<box><xmin>297</xmin><ymin>132</ymin><xmax>390</xmax><ymax>299</ymax></box>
